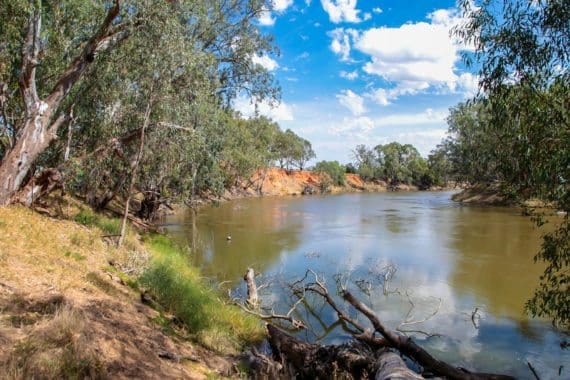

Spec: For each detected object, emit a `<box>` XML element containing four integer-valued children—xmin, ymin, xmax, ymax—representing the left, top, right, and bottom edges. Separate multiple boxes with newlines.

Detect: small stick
<box><xmin>527</xmin><ymin>361</ymin><xmax>540</xmax><ymax>380</ymax></box>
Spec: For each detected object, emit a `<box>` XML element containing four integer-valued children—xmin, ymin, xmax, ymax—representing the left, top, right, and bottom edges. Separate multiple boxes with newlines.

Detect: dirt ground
<box><xmin>0</xmin><ymin>207</ymin><xmax>239</xmax><ymax>379</ymax></box>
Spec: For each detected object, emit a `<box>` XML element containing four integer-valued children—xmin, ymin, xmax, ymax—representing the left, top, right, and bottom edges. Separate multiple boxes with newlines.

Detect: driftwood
<box><xmin>267</xmin><ymin>324</ymin><xmax>394</xmax><ymax>379</ymax></box>
<box><xmin>341</xmin><ymin>291</ymin><xmax>515</xmax><ymax>380</ymax></box>
<box><xmin>266</xmin><ymin>324</ymin><xmax>425</xmax><ymax>379</ymax></box>
<box><xmin>243</xmin><ymin>269</ymin><xmax>516</xmax><ymax>380</ymax></box>
<box><xmin>244</xmin><ymin>268</ymin><xmax>259</xmax><ymax>307</ymax></box>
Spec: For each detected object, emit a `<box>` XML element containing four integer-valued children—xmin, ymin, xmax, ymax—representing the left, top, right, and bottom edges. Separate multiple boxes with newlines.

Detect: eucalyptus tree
<box><xmin>313</xmin><ymin>160</ymin><xmax>345</xmax><ymax>187</ymax></box>
<box><xmin>223</xmin><ymin>116</ymin><xmax>282</xmax><ymax>189</ymax></box>
<box><xmin>444</xmin><ymin>101</ymin><xmax>499</xmax><ymax>184</ymax></box>
<box><xmin>0</xmin><ymin>0</ymin><xmax>277</xmax><ymax>205</ymax></box>
<box><xmin>295</xmin><ymin>138</ymin><xmax>316</xmax><ymax>170</ymax></box>
<box><xmin>455</xmin><ymin>0</ymin><xmax>569</xmax><ymax>325</ymax></box>
<box><xmin>374</xmin><ymin>142</ymin><xmax>425</xmax><ymax>186</ymax></box>
<box><xmin>273</xmin><ymin>128</ymin><xmax>307</xmax><ymax>170</ymax></box>
<box><xmin>426</xmin><ymin>144</ymin><xmax>452</xmax><ymax>187</ymax></box>
<box><xmin>351</xmin><ymin>144</ymin><xmax>378</xmax><ymax>180</ymax></box>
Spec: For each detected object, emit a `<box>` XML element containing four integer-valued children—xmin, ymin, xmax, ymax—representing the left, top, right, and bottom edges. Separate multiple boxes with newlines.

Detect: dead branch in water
<box><xmin>341</xmin><ymin>290</ymin><xmax>515</xmax><ymax>380</ymax></box>
<box><xmin>241</xmin><ymin>268</ymin><xmax>516</xmax><ymax>380</ymax></box>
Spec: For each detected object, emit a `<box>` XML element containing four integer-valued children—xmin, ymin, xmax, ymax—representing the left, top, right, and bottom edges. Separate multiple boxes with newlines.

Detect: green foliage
<box><xmin>351</xmin><ymin>142</ymin><xmax>434</xmax><ymax>188</ymax></box>
<box><xmin>1</xmin><ymin>0</ymin><xmax>313</xmax><ymax>214</ymax></box>
<box><xmin>526</xmin><ymin>220</ymin><xmax>569</xmax><ymax>326</ymax></box>
<box><xmin>314</xmin><ymin>161</ymin><xmax>346</xmax><ymax>188</ymax></box>
<box><xmin>455</xmin><ymin>0</ymin><xmax>569</xmax><ymax>326</ymax></box>
<box><xmin>74</xmin><ymin>209</ymin><xmax>98</xmax><ymax>227</ymax></box>
<box><xmin>74</xmin><ymin>209</ymin><xmax>120</xmax><ymax>235</ymax></box>
<box><xmin>273</xmin><ymin>129</ymin><xmax>315</xmax><ymax>170</ymax></box>
<box><xmin>352</xmin><ymin>144</ymin><xmax>379</xmax><ymax>181</ymax></box>
<box><xmin>139</xmin><ymin>235</ymin><xmax>264</xmax><ymax>352</ymax></box>
<box><xmin>345</xmin><ymin>163</ymin><xmax>357</xmax><ymax>174</ymax></box>
<box><xmin>375</xmin><ymin>142</ymin><xmax>424</xmax><ymax>185</ymax></box>
<box><xmin>426</xmin><ymin>146</ymin><xmax>452</xmax><ymax>187</ymax></box>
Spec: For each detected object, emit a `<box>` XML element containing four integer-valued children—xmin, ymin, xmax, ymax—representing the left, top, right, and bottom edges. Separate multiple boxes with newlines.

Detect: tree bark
<box><xmin>244</xmin><ymin>268</ymin><xmax>259</xmax><ymax>307</ymax></box>
<box><xmin>118</xmin><ymin>91</ymin><xmax>153</xmax><ymax>247</ymax></box>
<box><xmin>266</xmin><ymin>324</ymin><xmax>421</xmax><ymax>379</ymax></box>
<box><xmin>0</xmin><ymin>0</ymin><xmax>126</xmax><ymax>205</ymax></box>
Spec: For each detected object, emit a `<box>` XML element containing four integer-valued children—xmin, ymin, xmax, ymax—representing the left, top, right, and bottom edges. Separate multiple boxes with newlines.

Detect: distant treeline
<box><xmin>313</xmin><ymin>141</ymin><xmax>451</xmax><ymax>190</ymax></box>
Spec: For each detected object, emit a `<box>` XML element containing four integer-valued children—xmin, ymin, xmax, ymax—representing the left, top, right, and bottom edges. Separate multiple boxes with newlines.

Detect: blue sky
<box><xmin>234</xmin><ymin>0</ymin><xmax>478</xmax><ymax>163</ymax></box>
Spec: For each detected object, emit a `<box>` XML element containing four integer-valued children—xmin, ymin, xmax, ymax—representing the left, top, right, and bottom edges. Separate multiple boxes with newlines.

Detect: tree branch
<box><xmin>342</xmin><ymin>290</ymin><xmax>515</xmax><ymax>380</ymax></box>
<box><xmin>44</xmin><ymin>0</ymin><xmax>125</xmax><ymax>108</ymax></box>
<box><xmin>19</xmin><ymin>1</ymin><xmax>42</xmax><ymax>115</ymax></box>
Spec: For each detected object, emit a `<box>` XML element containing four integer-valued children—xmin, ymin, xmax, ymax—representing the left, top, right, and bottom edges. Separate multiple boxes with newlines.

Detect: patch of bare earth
<box><xmin>0</xmin><ymin>207</ymin><xmax>237</xmax><ymax>379</ymax></box>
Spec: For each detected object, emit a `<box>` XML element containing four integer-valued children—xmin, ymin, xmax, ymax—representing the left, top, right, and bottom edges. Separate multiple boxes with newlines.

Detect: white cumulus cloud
<box><xmin>251</xmin><ymin>54</ymin><xmax>279</xmax><ymax>71</ymax></box>
<box><xmin>332</xmin><ymin>108</ymin><xmax>448</xmax><ymax>137</ymax></box>
<box><xmin>367</xmin><ymin>88</ymin><xmax>390</xmax><ymax>106</ymax></box>
<box><xmin>340</xmin><ymin>70</ymin><xmax>359</xmax><ymax>80</ymax></box>
<box><xmin>336</xmin><ymin>89</ymin><xmax>366</xmax><ymax>115</ymax></box>
<box><xmin>233</xmin><ymin>96</ymin><xmax>294</xmax><ymax>122</ymax></box>
<box><xmin>325</xmin><ymin>8</ymin><xmax>479</xmax><ymax>101</ymax></box>
<box><xmin>273</xmin><ymin>0</ymin><xmax>294</xmax><ymax>12</ymax></box>
<box><xmin>321</xmin><ymin>0</ymin><xmax>363</xmax><ymax>23</ymax></box>
<box><xmin>356</xmin><ymin>22</ymin><xmax>458</xmax><ymax>86</ymax></box>
<box><xmin>328</xmin><ymin>28</ymin><xmax>357</xmax><ymax>61</ymax></box>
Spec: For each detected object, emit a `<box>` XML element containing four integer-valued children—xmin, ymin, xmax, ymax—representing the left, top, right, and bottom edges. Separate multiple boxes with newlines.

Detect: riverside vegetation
<box><xmin>0</xmin><ymin>202</ymin><xmax>264</xmax><ymax>378</ymax></box>
<box><xmin>0</xmin><ymin>0</ymin><xmax>568</xmax><ymax>378</ymax></box>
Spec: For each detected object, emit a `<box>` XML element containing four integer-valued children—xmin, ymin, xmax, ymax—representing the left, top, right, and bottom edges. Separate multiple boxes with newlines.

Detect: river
<box><xmin>164</xmin><ymin>191</ymin><xmax>568</xmax><ymax>379</ymax></box>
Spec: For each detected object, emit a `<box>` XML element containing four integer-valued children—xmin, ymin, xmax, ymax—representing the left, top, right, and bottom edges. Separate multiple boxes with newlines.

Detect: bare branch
<box><xmin>398</xmin><ymin>292</ymin><xmax>442</xmax><ymax>329</ymax></box>
<box><xmin>342</xmin><ymin>290</ymin><xmax>515</xmax><ymax>380</ymax></box>
<box><xmin>236</xmin><ymin>300</ymin><xmax>307</xmax><ymax>330</ymax></box>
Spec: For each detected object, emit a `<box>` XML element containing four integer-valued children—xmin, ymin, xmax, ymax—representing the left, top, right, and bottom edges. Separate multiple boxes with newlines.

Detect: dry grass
<box><xmin>0</xmin><ymin>204</ymin><xmax>263</xmax><ymax>378</ymax></box>
<box><xmin>2</xmin><ymin>302</ymin><xmax>105</xmax><ymax>380</ymax></box>
<box><xmin>0</xmin><ymin>205</ymin><xmax>146</xmax><ymax>294</ymax></box>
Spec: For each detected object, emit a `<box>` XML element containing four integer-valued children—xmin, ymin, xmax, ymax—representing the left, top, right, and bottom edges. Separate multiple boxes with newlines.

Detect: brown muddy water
<box><xmin>164</xmin><ymin>191</ymin><xmax>568</xmax><ymax>379</ymax></box>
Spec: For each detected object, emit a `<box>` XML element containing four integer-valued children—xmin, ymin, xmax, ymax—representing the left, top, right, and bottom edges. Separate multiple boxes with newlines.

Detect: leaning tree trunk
<box><xmin>0</xmin><ymin>108</ymin><xmax>65</xmax><ymax>204</ymax></box>
<box><xmin>0</xmin><ymin>0</ymin><xmax>126</xmax><ymax>206</ymax></box>
<box><xmin>117</xmin><ymin>90</ymin><xmax>154</xmax><ymax>247</ymax></box>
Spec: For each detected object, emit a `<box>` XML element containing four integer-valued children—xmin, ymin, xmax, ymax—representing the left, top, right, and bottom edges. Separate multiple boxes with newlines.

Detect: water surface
<box><xmin>164</xmin><ymin>192</ymin><xmax>568</xmax><ymax>378</ymax></box>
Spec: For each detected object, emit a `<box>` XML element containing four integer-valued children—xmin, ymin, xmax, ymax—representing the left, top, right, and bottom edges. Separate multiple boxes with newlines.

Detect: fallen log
<box><xmin>267</xmin><ymin>324</ymin><xmax>422</xmax><ymax>379</ymax></box>
<box><xmin>242</xmin><ymin>269</ymin><xmax>516</xmax><ymax>380</ymax></box>
<box><xmin>342</xmin><ymin>290</ymin><xmax>515</xmax><ymax>380</ymax></box>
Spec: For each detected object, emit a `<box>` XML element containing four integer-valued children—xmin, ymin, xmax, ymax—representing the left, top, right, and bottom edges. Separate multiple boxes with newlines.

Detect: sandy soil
<box><xmin>0</xmin><ymin>207</ymin><xmax>238</xmax><ymax>379</ymax></box>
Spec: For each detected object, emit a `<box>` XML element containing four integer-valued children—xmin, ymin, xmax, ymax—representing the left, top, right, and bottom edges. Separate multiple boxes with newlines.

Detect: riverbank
<box><xmin>0</xmin><ymin>202</ymin><xmax>263</xmax><ymax>378</ymax></box>
<box><xmin>451</xmin><ymin>183</ymin><xmax>561</xmax><ymax>212</ymax></box>
<box><xmin>451</xmin><ymin>183</ymin><xmax>512</xmax><ymax>205</ymax></box>
<box><xmin>197</xmin><ymin>167</ymin><xmax>455</xmax><ymax>207</ymax></box>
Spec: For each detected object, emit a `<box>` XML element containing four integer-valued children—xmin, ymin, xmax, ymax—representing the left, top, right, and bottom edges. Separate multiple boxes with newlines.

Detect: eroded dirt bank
<box><xmin>218</xmin><ymin>167</ymin><xmax>420</xmax><ymax>200</ymax></box>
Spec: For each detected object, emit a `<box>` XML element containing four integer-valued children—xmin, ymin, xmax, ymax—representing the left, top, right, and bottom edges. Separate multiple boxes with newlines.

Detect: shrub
<box><xmin>314</xmin><ymin>160</ymin><xmax>346</xmax><ymax>186</ymax></box>
<box><xmin>74</xmin><ymin>209</ymin><xmax>120</xmax><ymax>235</ymax></box>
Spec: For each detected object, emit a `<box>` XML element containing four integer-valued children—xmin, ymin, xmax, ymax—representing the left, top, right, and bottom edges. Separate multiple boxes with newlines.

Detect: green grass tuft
<box><xmin>74</xmin><ymin>209</ymin><xmax>98</xmax><ymax>227</ymax></box>
<box><xmin>74</xmin><ymin>209</ymin><xmax>121</xmax><ymax>235</ymax></box>
<box><xmin>139</xmin><ymin>234</ymin><xmax>264</xmax><ymax>353</ymax></box>
<box><xmin>64</xmin><ymin>250</ymin><xmax>86</xmax><ymax>261</ymax></box>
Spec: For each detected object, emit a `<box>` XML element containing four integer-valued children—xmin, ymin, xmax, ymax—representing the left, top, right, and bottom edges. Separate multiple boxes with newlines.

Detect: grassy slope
<box><xmin>0</xmin><ymin>203</ymin><xmax>263</xmax><ymax>379</ymax></box>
